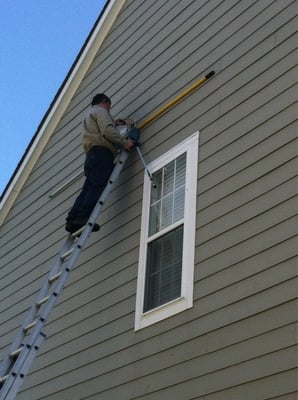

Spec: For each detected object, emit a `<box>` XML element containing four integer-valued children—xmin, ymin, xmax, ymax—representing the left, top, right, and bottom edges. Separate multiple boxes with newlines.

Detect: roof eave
<box><xmin>0</xmin><ymin>0</ymin><xmax>125</xmax><ymax>226</ymax></box>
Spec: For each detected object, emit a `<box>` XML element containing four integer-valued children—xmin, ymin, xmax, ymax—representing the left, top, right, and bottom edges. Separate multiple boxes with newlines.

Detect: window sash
<box><xmin>149</xmin><ymin>153</ymin><xmax>186</xmax><ymax>236</ymax></box>
<box><xmin>144</xmin><ymin>223</ymin><xmax>184</xmax><ymax>312</ymax></box>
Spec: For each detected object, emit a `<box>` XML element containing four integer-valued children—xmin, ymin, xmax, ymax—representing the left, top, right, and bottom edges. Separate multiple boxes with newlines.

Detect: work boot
<box><xmin>91</xmin><ymin>223</ymin><xmax>100</xmax><ymax>232</ymax></box>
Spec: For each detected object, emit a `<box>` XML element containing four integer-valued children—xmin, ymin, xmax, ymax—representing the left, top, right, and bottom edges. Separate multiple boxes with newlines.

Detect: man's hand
<box><xmin>115</xmin><ymin>119</ymin><xmax>126</xmax><ymax>126</ymax></box>
<box><xmin>116</xmin><ymin>118</ymin><xmax>134</xmax><ymax>127</ymax></box>
<box><xmin>123</xmin><ymin>138</ymin><xmax>135</xmax><ymax>152</ymax></box>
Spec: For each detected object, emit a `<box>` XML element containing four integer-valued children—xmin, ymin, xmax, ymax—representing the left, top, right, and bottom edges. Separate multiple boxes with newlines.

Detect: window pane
<box><xmin>149</xmin><ymin>152</ymin><xmax>186</xmax><ymax>236</ymax></box>
<box><xmin>163</xmin><ymin>161</ymin><xmax>175</xmax><ymax>196</ymax></box>
<box><xmin>151</xmin><ymin>170</ymin><xmax>162</xmax><ymax>202</ymax></box>
<box><xmin>174</xmin><ymin>154</ymin><xmax>186</xmax><ymax>222</ymax></box>
<box><xmin>144</xmin><ymin>225</ymin><xmax>183</xmax><ymax>312</ymax></box>
<box><xmin>175</xmin><ymin>153</ymin><xmax>186</xmax><ymax>188</ymax></box>
<box><xmin>173</xmin><ymin>187</ymin><xmax>185</xmax><ymax>222</ymax></box>
<box><xmin>160</xmin><ymin>193</ymin><xmax>173</xmax><ymax>230</ymax></box>
<box><xmin>160</xmin><ymin>263</ymin><xmax>182</xmax><ymax>305</ymax></box>
<box><xmin>149</xmin><ymin>201</ymin><xmax>161</xmax><ymax>236</ymax></box>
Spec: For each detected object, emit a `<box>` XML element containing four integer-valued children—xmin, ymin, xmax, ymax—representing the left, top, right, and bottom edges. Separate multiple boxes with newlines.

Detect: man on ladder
<box><xmin>65</xmin><ymin>93</ymin><xmax>135</xmax><ymax>233</ymax></box>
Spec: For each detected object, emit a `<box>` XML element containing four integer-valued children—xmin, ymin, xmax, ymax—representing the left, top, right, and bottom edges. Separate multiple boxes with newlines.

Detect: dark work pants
<box><xmin>66</xmin><ymin>146</ymin><xmax>114</xmax><ymax>224</ymax></box>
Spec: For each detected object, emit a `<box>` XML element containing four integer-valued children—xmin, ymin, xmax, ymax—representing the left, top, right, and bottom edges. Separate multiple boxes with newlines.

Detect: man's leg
<box><xmin>66</xmin><ymin>146</ymin><xmax>114</xmax><ymax>232</ymax></box>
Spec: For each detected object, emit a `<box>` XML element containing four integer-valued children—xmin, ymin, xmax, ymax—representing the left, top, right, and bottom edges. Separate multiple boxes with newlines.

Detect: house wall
<box><xmin>0</xmin><ymin>0</ymin><xmax>297</xmax><ymax>399</ymax></box>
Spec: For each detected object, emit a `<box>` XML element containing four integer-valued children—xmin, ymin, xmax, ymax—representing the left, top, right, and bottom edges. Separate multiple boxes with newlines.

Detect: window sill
<box><xmin>135</xmin><ymin>295</ymin><xmax>192</xmax><ymax>331</ymax></box>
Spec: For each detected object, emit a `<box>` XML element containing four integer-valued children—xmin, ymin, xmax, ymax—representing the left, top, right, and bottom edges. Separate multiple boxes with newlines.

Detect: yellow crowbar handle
<box><xmin>138</xmin><ymin>70</ymin><xmax>215</xmax><ymax>130</ymax></box>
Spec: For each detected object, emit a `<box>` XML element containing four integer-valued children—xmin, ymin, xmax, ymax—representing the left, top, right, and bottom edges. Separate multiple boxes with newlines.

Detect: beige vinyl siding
<box><xmin>0</xmin><ymin>0</ymin><xmax>297</xmax><ymax>399</ymax></box>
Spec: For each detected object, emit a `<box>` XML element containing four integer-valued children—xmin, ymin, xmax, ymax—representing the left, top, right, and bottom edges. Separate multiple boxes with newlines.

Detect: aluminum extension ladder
<box><xmin>0</xmin><ymin>149</ymin><xmax>130</xmax><ymax>400</ymax></box>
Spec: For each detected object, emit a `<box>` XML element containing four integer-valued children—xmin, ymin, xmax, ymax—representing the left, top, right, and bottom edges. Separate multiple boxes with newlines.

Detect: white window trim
<box><xmin>135</xmin><ymin>132</ymin><xmax>199</xmax><ymax>330</ymax></box>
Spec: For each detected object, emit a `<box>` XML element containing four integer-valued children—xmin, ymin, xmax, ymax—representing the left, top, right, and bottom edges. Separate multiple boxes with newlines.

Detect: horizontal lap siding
<box><xmin>0</xmin><ymin>0</ymin><xmax>297</xmax><ymax>399</ymax></box>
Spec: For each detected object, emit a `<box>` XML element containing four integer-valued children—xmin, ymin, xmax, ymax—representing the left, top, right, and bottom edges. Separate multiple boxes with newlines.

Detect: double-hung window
<box><xmin>135</xmin><ymin>132</ymin><xmax>199</xmax><ymax>330</ymax></box>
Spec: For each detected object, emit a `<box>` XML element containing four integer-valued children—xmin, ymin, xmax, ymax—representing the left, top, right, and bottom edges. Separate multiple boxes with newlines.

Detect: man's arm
<box><xmin>96</xmin><ymin>107</ymin><xmax>129</xmax><ymax>146</ymax></box>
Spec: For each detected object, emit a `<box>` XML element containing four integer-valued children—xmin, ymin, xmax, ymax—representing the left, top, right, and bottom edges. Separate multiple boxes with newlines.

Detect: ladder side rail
<box><xmin>0</xmin><ymin>230</ymin><xmax>91</xmax><ymax>398</ymax></box>
<box><xmin>8</xmin><ymin>333</ymin><xmax>46</xmax><ymax>400</ymax></box>
<box><xmin>0</xmin><ymin>237</ymin><xmax>73</xmax><ymax>399</ymax></box>
<box><xmin>0</xmin><ymin>333</ymin><xmax>46</xmax><ymax>400</ymax></box>
<box><xmin>0</xmin><ymin>150</ymin><xmax>129</xmax><ymax>400</ymax></box>
<box><xmin>0</xmin><ymin>325</ymin><xmax>46</xmax><ymax>400</ymax></box>
<box><xmin>0</xmin><ymin>235</ymin><xmax>74</xmax><ymax>379</ymax></box>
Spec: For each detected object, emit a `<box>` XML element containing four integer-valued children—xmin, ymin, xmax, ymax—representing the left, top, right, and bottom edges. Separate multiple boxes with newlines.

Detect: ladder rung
<box><xmin>10</xmin><ymin>346</ymin><xmax>23</xmax><ymax>358</ymax></box>
<box><xmin>48</xmin><ymin>271</ymin><xmax>62</xmax><ymax>283</ymax></box>
<box><xmin>36</xmin><ymin>296</ymin><xmax>50</xmax><ymax>307</ymax></box>
<box><xmin>0</xmin><ymin>374</ymin><xmax>9</xmax><ymax>384</ymax></box>
<box><xmin>23</xmin><ymin>320</ymin><xmax>37</xmax><ymax>333</ymax></box>
<box><xmin>60</xmin><ymin>248</ymin><xmax>74</xmax><ymax>261</ymax></box>
<box><xmin>72</xmin><ymin>226</ymin><xmax>85</xmax><ymax>237</ymax></box>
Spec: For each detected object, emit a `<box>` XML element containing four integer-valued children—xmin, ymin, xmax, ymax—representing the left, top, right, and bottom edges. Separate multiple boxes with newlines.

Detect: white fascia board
<box><xmin>0</xmin><ymin>0</ymin><xmax>126</xmax><ymax>226</ymax></box>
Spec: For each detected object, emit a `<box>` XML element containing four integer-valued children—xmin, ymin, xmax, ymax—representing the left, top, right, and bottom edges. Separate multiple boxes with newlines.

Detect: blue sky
<box><xmin>0</xmin><ymin>1</ymin><xmax>107</xmax><ymax>196</ymax></box>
